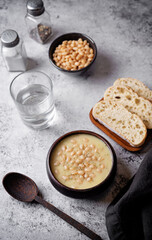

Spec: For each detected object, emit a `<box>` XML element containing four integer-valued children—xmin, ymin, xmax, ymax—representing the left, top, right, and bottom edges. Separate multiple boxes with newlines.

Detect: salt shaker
<box><xmin>1</xmin><ymin>29</ymin><xmax>27</xmax><ymax>72</ymax></box>
<box><xmin>25</xmin><ymin>0</ymin><xmax>53</xmax><ymax>44</ymax></box>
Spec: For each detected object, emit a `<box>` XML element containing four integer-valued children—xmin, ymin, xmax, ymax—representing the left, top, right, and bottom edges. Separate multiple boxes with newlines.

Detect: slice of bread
<box><xmin>114</xmin><ymin>78</ymin><xmax>152</xmax><ymax>102</ymax></box>
<box><xmin>92</xmin><ymin>100</ymin><xmax>147</xmax><ymax>147</ymax></box>
<box><xmin>104</xmin><ymin>85</ymin><xmax>152</xmax><ymax>129</ymax></box>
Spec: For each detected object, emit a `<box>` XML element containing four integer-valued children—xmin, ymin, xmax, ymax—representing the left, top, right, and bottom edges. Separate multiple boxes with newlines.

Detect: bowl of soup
<box><xmin>46</xmin><ymin>130</ymin><xmax>117</xmax><ymax>198</ymax></box>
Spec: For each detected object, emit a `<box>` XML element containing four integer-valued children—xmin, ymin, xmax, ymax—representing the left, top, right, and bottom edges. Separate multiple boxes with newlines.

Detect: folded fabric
<box><xmin>106</xmin><ymin>148</ymin><xmax>152</xmax><ymax>240</ymax></box>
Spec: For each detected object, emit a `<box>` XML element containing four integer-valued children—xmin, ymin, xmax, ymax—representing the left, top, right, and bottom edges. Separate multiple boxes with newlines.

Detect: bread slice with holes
<box><xmin>104</xmin><ymin>85</ymin><xmax>152</xmax><ymax>129</ymax></box>
<box><xmin>92</xmin><ymin>100</ymin><xmax>147</xmax><ymax>147</ymax></box>
<box><xmin>114</xmin><ymin>78</ymin><xmax>152</xmax><ymax>102</ymax></box>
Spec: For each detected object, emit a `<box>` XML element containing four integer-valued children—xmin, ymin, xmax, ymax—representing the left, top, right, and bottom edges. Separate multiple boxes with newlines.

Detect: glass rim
<box><xmin>10</xmin><ymin>70</ymin><xmax>53</xmax><ymax>105</ymax></box>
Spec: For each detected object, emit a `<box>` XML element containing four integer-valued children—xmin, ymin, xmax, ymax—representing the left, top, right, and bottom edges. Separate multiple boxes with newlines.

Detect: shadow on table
<box><xmin>27</xmin><ymin>58</ymin><xmax>39</xmax><ymax>70</ymax></box>
<box><xmin>82</xmin><ymin>51</ymin><xmax>118</xmax><ymax>83</ymax></box>
<box><xmin>87</xmin><ymin>157</ymin><xmax>132</xmax><ymax>204</ymax></box>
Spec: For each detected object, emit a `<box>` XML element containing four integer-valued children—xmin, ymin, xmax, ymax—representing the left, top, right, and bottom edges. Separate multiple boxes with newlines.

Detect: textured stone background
<box><xmin>0</xmin><ymin>0</ymin><xmax>152</xmax><ymax>239</ymax></box>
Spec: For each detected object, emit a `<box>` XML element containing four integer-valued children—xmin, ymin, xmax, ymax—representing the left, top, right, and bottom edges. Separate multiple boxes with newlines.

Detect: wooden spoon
<box><xmin>2</xmin><ymin>172</ymin><xmax>102</xmax><ymax>240</ymax></box>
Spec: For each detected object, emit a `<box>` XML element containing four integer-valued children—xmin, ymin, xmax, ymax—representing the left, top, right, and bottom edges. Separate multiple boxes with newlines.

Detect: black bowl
<box><xmin>46</xmin><ymin>130</ymin><xmax>117</xmax><ymax>198</ymax></box>
<box><xmin>48</xmin><ymin>33</ymin><xmax>97</xmax><ymax>75</ymax></box>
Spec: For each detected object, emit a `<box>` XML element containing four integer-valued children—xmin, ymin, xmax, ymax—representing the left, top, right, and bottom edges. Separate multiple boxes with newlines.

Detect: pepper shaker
<box><xmin>25</xmin><ymin>0</ymin><xmax>53</xmax><ymax>44</ymax></box>
<box><xmin>1</xmin><ymin>29</ymin><xmax>27</xmax><ymax>72</ymax></box>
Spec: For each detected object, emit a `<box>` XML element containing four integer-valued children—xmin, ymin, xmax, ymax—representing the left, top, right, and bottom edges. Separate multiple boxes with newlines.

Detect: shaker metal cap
<box><xmin>1</xmin><ymin>29</ymin><xmax>19</xmax><ymax>48</ymax></box>
<box><xmin>27</xmin><ymin>0</ymin><xmax>45</xmax><ymax>16</ymax></box>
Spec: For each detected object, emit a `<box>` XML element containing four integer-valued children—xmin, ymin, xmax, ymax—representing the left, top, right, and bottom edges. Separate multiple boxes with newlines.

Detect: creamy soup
<box><xmin>50</xmin><ymin>134</ymin><xmax>113</xmax><ymax>189</ymax></box>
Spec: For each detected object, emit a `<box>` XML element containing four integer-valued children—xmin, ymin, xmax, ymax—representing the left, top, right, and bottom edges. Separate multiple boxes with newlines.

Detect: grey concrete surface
<box><xmin>0</xmin><ymin>0</ymin><xmax>152</xmax><ymax>239</ymax></box>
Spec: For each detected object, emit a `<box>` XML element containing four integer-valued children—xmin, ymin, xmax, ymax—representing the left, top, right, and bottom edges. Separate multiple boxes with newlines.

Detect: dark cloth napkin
<box><xmin>106</xmin><ymin>148</ymin><xmax>152</xmax><ymax>240</ymax></box>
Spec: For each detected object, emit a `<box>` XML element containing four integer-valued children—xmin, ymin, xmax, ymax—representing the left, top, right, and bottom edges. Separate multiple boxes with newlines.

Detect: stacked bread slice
<box><xmin>92</xmin><ymin>78</ymin><xmax>152</xmax><ymax>147</ymax></box>
<box><xmin>104</xmin><ymin>85</ymin><xmax>152</xmax><ymax>129</ymax></box>
<box><xmin>114</xmin><ymin>78</ymin><xmax>152</xmax><ymax>102</ymax></box>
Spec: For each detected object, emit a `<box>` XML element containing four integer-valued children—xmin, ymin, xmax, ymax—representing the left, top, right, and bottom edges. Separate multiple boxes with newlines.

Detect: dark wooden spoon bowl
<box><xmin>3</xmin><ymin>172</ymin><xmax>38</xmax><ymax>202</ymax></box>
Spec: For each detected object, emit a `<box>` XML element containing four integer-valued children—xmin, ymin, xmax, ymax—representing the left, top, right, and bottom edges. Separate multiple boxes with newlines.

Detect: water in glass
<box><xmin>16</xmin><ymin>83</ymin><xmax>55</xmax><ymax>129</ymax></box>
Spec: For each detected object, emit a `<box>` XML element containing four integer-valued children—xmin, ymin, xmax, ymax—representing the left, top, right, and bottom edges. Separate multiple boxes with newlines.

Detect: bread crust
<box><xmin>114</xmin><ymin>78</ymin><xmax>152</xmax><ymax>102</ymax></box>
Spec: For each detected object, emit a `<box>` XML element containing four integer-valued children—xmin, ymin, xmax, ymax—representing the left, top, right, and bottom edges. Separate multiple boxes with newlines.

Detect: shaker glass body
<box><xmin>25</xmin><ymin>11</ymin><xmax>53</xmax><ymax>44</ymax></box>
<box><xmin>1</xmin><ymin>39</ymin><xmax>27</xmax><ymax>72</ymax></box>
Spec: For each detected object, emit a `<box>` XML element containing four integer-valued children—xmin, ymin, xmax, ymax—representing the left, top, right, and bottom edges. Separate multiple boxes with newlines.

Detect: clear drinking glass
<box><xmin>10</xmin><ymin>70</ymin><xmax>55</xmax><ymax>130</ymax></box>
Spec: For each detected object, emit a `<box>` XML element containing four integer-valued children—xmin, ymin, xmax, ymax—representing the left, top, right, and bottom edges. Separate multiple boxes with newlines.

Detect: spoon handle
<box><xmin>35</xmin><ymin>195</ymin><xmax>102</xmax><ymax>240</ymax></box>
